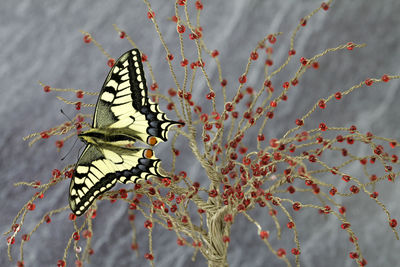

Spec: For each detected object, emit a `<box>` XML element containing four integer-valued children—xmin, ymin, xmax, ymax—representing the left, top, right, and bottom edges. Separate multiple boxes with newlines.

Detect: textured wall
<box><xmin>2</xmin><ymin>0</ymin><xmax>400</xmax><ymax>266</ymax></box>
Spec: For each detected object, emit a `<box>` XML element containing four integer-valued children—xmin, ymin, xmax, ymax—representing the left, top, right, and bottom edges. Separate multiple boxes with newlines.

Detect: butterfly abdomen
<box><xmin>78</xmin><ymin>128</ymin><xmax>139</xmax><ymax>147</ymax></box>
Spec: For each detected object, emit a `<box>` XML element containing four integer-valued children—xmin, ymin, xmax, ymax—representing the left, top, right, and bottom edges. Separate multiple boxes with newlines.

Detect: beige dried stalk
<box><xmin>5</xmin><ymin>1</ymin><xmax>400</xmax><ymax>267</ymax></box>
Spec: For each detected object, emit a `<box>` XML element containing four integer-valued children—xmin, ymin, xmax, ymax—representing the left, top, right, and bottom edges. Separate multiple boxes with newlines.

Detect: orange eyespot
<box><xmin>144</xmin><ymin>149</ymin><xmax>154</xmax><ymax>159</ymax></box>
<box><xmin>148</xmin><ymin>136</ymin><xmax>158</xmax><ymax>146</ymax></box>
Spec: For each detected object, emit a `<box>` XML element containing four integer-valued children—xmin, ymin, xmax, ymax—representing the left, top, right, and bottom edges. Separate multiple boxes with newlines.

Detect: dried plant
<box><xmin>5</xmin><ymin>1</ymin><xmax>399</xmax><ymax>266</ymax></box>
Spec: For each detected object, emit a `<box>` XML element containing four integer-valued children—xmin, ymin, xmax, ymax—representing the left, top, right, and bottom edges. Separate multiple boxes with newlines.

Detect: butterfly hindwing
<box><xmin>69</xmin><ymin>145</ymin><xmax>117</xmax><ymax>216</ymax></box>
<box><xmin>94</xmin><ymin>49</ymin><xmax>180</xmax><ymax>144</ymax></box>
<box><xmin>70</xmin><ymin>145</ymin><xmax>162</xmax><ymax>216</ymax></box>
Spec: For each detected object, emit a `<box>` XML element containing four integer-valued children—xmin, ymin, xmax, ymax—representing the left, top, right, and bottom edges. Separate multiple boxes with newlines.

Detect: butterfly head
<box><xmin>77</xmin><ymin>129</ymin><xmax>102</xmax><ymax>145</ymax></box>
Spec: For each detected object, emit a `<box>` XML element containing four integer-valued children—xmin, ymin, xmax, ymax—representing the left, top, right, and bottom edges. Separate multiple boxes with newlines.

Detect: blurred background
<box><xmin>1</xmin><ymin>0</ymin><xmax>400</xmax><ymax>266</ymax></box>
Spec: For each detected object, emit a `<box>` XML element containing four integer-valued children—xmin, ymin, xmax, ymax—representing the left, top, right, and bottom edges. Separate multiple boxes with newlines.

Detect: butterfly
<box><xmin>69</xmin><ymin>49</ymin><xmax>182</xmax><ymax>216</ymax></box>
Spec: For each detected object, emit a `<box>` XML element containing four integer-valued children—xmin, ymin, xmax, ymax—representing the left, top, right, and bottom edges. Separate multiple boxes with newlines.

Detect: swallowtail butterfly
<box><xmin>69</xmin><ymin>49</ymin><xmax>181</xmax><ymax>216</ymax></box>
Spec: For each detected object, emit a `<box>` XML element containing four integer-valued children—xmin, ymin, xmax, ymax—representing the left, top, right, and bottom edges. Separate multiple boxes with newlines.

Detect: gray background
<box><xmin>1</xmin><ymin>0</ymin><xmax>400</xmax><ymax>266</ymax></box>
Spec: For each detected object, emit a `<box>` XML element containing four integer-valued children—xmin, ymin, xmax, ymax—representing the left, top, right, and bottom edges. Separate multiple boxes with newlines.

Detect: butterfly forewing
<box><xmin>94</xmin><ymin>49</ymin><xmax>179</xmax><ymax>144</ymax></box>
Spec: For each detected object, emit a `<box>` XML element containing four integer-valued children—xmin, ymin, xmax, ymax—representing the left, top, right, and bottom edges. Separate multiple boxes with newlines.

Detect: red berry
<box><xmin>82</xmin><ymin>230</ymin><xmax>92</xmax><ymax>239</ymax></box>
<box><xmin>144</xmin><ymin>253</ymin><xmax>154</xmax><ymax>260</ymax></box>
<box><xmin>381</xmin><ymin>74</ymin><xmax>390</xmax><ymax>82</ymax></box>
<box><xmin>73</xmin><ymin>232</ymin><xmax>80</xmax><ymax>241</ymax></box>
<box><xmin>7</xmin><ymin>236</ymin><xmax>15</xmax><ymax>245</ymax></box>
<box><xmin>370</xmin><ymin>191</ymin><xmax>379</xmax><ymax>198</ymax></box>
<box><xmin>189</xmin><ymin>33</ymin><xmax>198</xmax><ymax>40</ymax></box>
<box><xmin>321</xmin><ymin>2</ymin><xmax>329</xmax><ymax>11</ymax></box>
<box><xmin>211</xmin><ymin>50</ymin><xmax>219</xmax><ymax>58</ymax></box>
<box><xmin>291</xmin><ymin>248</ymin><xmax>300</xmax><ymax>255</ymax></box>
<box><xmin>27</xmin><ymin>203</ymin><xmax>36</xmax><ymax>211</ymax></box>
<box><xmin>277</xmin><ymin>248</ymin><xmax>286</xmax><ymax>257</ymax></box>
<box><xmin>350</xmin><ymin>252</ymin><xmax>359</xmax><ymax>259</ymax></box>
<box><xmin>57</xmin><ymin>260</ymin><xmax>66</xmax><ymax>267</ymax></box>
<box><xmin>144</xmin><ymin>220</ymin><xmax>153</xmax><ymax>229</ymax></box>
<box><xmin>295</xmin><ymin>119</ymin><xmax>304</xmax><ymax>126</ymax></box>
<box><xmin>265</xmin><ymin>59</ymin><xmax>273</xmax><ymax>66</ymax></box>
<box><xmin>55</xmin><ymin>140</ymin><xmax>64</xmax><ymax>148</ymax></box>
<box><xmin>347</xmin><ymin>42</ymin><xmax>354</xmax><ymax>50</ymax></box>
<box><xmin>195</xmin><ymin>0</ymin><xmax>203</xmax><ymax>10</ymax></box>
<box><xmin>318</xmin><ymin>100</ymin><xmax>326</xmax><ymax>109</ymax></box>
<box><xmin>150</xmin><ymin>83</ymin><xmax>158</xmax><ymax>91</ymax></box>
<box><xmin>222</xmin><ymin>236</ymin><xmax>230</xmax><ymax>243</ymax></box>
<box><xmin>69</xmin><ymin>213</ymin><xmax>76</xmax><ymax>221</ymax></box>
<box><xmin>350</xmin><ymin>185</ymin><xmax>359</xmax><ymax>194</ymax></box>
<box><xmin>319</xmin><ymin>123</ymin><xmax>327</xmax><ymax>131</ymax></box>
<box><xmin>365</xmin><ymin>78</ymin><xmax>373</xmax><ymax>86</ymax></box>
<box><xmin>83</xmin><ymin>35</ymin><xmax>91</xmax><ymax>43</ymax></box>
<box><xmin>267</xmin><ymin>34</ymin><xmax>276</xmax><ymax>44</ymax></box>
<box><xmin>224</xmin><ymin>214</ymin><xmax>233</xmax><ymax>222</ymax></box>
<box><xmin>107</xmin><ymin>58</ymin><xmax>115</xmax><ymax>67</ymax></box>
<box><xmin>180</xmin><ymin>59</ymin><xmax>188</xmax><ymax>67</ymax></box>
<box><xmin>349</xmin><ymin>125</ymin><xmax>357</xmax><ymax>133</ymax></box>
<box><xmin>225</xmin><ymin>102</ymin><xmax>233</xmax><ymax>112</ymax></box>
<box><xmin>292</xmin><ymin>202</ymin><xmax>301</xmax><ymax>211</ymax></box>
<box><xmin>282</xmin><ymin>82</ymin><xmax>290</xmax><ymax>89</ymax></box>
<box><xmin>341</xmin><ymin>223</ymin><xmax>350</xmax><ymax>229</ymax></box>
<box><xmin>177</xmin><ymin>238</ymin><xmax>185</xmax><ymax>246</ymax></box>
<box><xmin>177</xmin><ymin>24</ymin><xmax>185</xmax><ymax>33</ymax></box>
<box><xmin>206</xmin><ymin>92</ymin><xmax>215</xmax><ymax>100</ymax></box>
<box><xmin>342</xmin><ymin>175</ymin><xmax>351</xmax><ymax>182</ymax></box>
<box><xmin>76</xmin><ymin>90</ymin><xmax>84</xmax><ymax>98</ymax></box>
<box><xmin>259</xmin><ymin>230</ymin><xmax>269</xmax><ymax>239</ymax></box>
<box><xmin>390</xmin><ymin>141</ymin><xmax>397</xmax><ymax>148</ymax></box>
<box><xmin>40</xmin><ymin>131</ymin><xmax>49</xmax><ymax>139</ymax></box>
<box><xmin>147</xmin><ymin>11</ymin><xmax>155</xmax><ymax>19</ymax></box>
<box><xmin>250</xmin><ymin>51</ymin><xmax>259</xmax><ymax>60</ymax></box>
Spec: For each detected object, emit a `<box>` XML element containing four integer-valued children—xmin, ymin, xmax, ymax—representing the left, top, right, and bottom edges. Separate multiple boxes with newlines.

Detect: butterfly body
<box><xmin>69</xmin><ymin>49</ymin><xmax>181</xmax><ymax>216</ymax></box>
<box><xmin>78</xmin><ymin>127</ymin><xmax>140</xmax><ymax>148</ymax></box>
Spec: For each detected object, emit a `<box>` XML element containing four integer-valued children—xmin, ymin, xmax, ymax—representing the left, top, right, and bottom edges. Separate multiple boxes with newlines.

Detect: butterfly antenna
<box><xmin>59</xmin><ymin>109</ymin><xmax>80</xmax><ymax>161</ymax></box>
<box><xmin>76</xmin><ymin>144</ymin><xmax>85</xmax><ymax>162</ymax></box>
<box><xmin>61</xmin><ymin>137</ymin><xmax>79</xmax><ymax>161</ymax></box>
<box><xmin>60</xmin><ymin>109</ymin><xmax>74</xmax><ymax>122</ymax></box>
